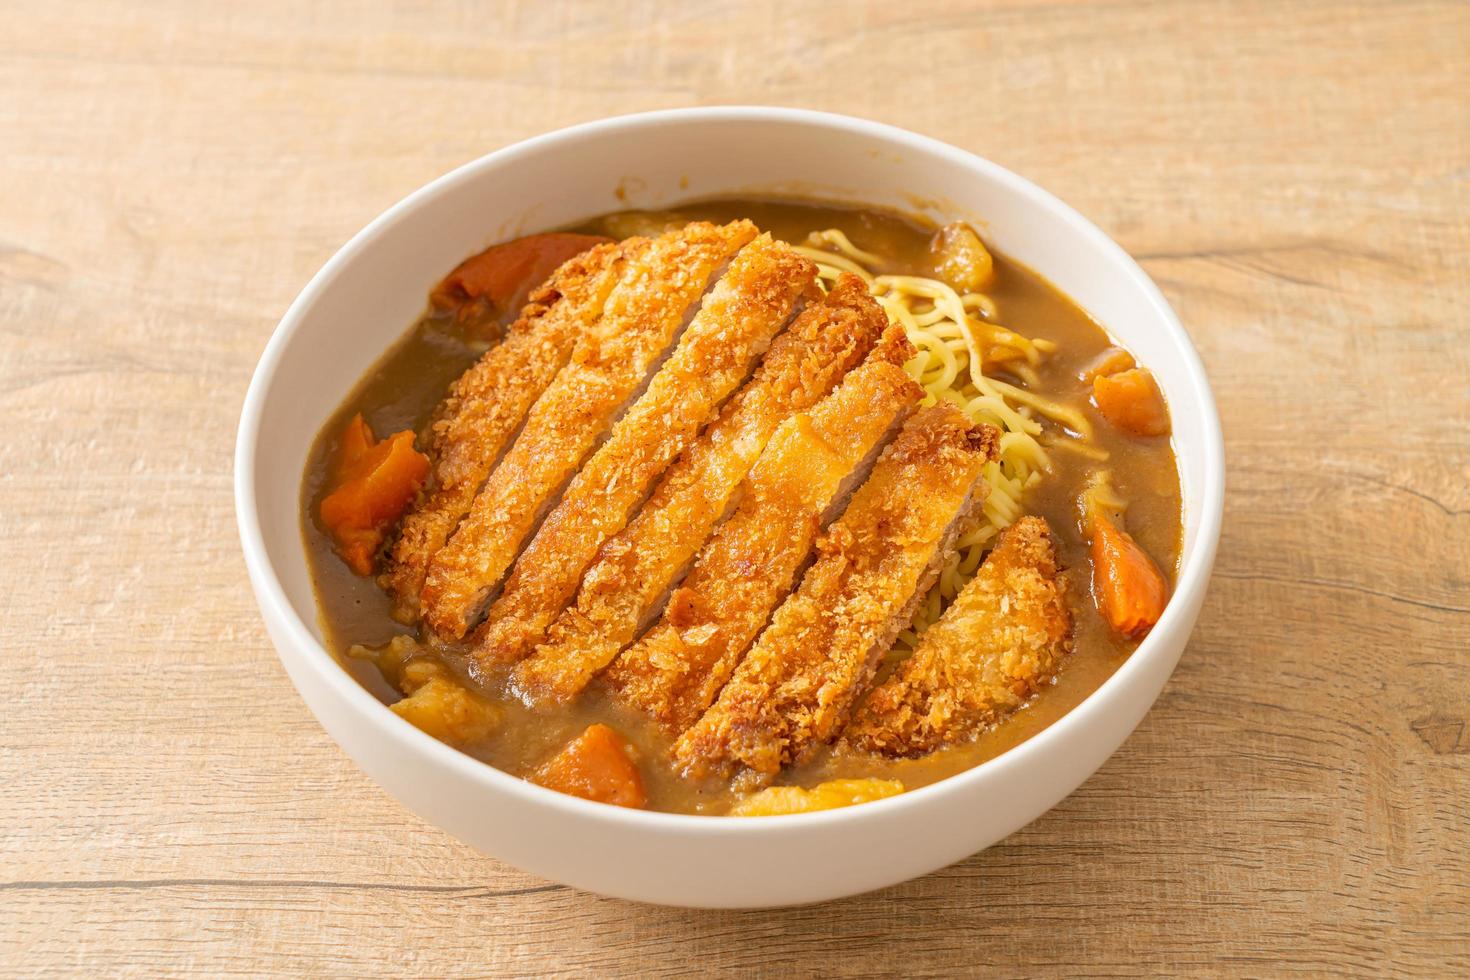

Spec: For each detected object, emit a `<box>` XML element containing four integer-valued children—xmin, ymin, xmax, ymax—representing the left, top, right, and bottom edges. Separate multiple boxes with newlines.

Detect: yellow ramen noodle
<box><xmin>797</xmin><ymin>229</ymin><xmax>1097</xmax><ymax>649</ymax></box>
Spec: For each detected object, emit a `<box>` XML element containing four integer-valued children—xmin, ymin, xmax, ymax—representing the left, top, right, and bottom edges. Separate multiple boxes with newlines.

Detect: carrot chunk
<box><xmin>532</xmin><ymin>724</ymin><xmax>647</xmax><ymax>809</ymax></box>
<box><xmin>319</xmin><ymin>413</ymin><xmax>430</xmax><ymax>575</ymax></box>
<box><xmin>333</xmin><ymin>412</ymin><xmax>374</xmax><ymax>469</ymax></box>
<box><xmin>1080</xmin><ymin>346</ymin><xmax>1136</xmax><ymax>383</ymax></box>
<box><xmin>431</xmin><ymin>232</ymin><xmax>613</xmax><ymax>333</ymax></box>
<box><xmin>1089</xmin><ymin>510</ymin><xmax>1169</xmax><ymax>638</ymax></box>
<box><xmin>1092</xmin><ymin>368</ymin><xmax>1170</xmax><ymax>437</ymax></box>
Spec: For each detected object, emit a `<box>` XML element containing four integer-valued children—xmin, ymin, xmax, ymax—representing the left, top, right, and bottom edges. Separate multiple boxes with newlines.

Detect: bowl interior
<box><xmin>245</xmin><ymin>107</ymin><xmax>1215</xmax><ymax>689</ymax></box>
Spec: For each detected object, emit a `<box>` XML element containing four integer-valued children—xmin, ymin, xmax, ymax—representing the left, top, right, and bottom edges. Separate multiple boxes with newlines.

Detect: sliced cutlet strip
<box><xmin>421</xmin><ymin>221</ymin><xmax>757</xmax><ymax>640</ymax></box>
<box><xmin>673</xmin><ymin>405</ymin><xmax>1000</xmax><ymax>786</ymax></box>
<box><xmin>473</xmin><ymin>234</ymin><xmax>818</xmax><ymax>668</ymax></box>
<box><xmin>602</xmin><ymin>349</ymin><xmax>923</xmax><ymax>732</ymax></box>
<box><xmin>843</xmin><ymin>516</ymin><xmax>1072</xmax><ymax>757</ymax></box>
<box><xmin>384</xmin><ymin>241</ymin><xmax>630</xmax><ymax>615</ymax></box>
<box><xmin>516</xmin><ymin>276</ymin><xmax>898</xmax><ymax>705</ymax></box>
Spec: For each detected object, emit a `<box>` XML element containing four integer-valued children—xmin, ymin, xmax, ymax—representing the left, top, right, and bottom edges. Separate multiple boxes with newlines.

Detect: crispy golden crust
<box><xmin>516</xmin><ymin>276</ymin><xmax>899</xmax><ymax>705</ymax></box>
<box><xmin>842</xmin><ymin>516</ymin><xmax>1073</xmax><ymax>757</ymax></box>
<box><xmin>383</xmin><ymin>243</ymin><xmax>624</xmax><ymax>614</ymax></box>
<box><xmin>672</xmin><ymin>406</ymin><xmax>999</xmax><ymax>786</ymax></box>
<box><xmin>472</xmin><ymin>235</ymin><xmax>817</xmax><ymax>670</ymax></box>
<box><xmin>603</xmin><ymin>355</ymin><xmax>923</xmax><ymax>732</ymax></box>
<box><xmin>420</xmin><ymin>221</ymin><xmax>756</xmax><ymax>640</ymax></box>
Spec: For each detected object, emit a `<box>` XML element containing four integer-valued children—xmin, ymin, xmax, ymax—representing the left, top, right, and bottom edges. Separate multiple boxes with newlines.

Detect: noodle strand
<box><xmin>800</xmin><ymin>229</ymin><xmax>1097</xmax><ymax>647</ymax></box>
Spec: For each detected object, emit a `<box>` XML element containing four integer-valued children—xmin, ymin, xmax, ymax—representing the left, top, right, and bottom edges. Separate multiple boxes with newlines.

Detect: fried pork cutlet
<box><xmin>383</xmin><ymin>242</ymin><xmax>628</xmax><ymax>615</ymax></box>
<box><xmin>473</xmin><ymin>234</ymin><xmax>817</xmax><ymax>669</ymax></box>
<box><xmin>601</xmin><ymin>348</ymin><xmax>922</xmax><ymax>733</ymax></box>
<box><xmin>516</xmin><ymin>277</ymin><xmax>897</xmax><ymax>706</ymax></box>
<box><xmin>842</xmin><ymin>516</ymin><xmax>1072</xmax><ymax>757</ymax></box>
<box><xmin>420</xmin><ymin>221</ymin><xmax>756</xmax><ymax>640</ymax></box>
<box><xmin>673</xmin><ymin>405</ymin><xmax>1000</xmax><ymax>787</ymax></box>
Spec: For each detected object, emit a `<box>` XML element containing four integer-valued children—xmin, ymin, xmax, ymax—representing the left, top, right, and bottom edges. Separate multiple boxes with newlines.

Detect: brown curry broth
<box><xmin>301</xmin><ymin>197</ymin><xmax>1183</xmax><ymax>814</ymax></box>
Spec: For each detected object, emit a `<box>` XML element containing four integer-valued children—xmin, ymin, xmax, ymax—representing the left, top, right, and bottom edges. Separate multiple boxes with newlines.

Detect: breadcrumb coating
<box><xmin>674</xmin><ymin>406</ymin><xmax>999</xmax><ymax>786</ymax></box>
<box><xmin>478</xmin><ymin>234</ymin><xmax>817</xmax><ymax>673</ymax></box>
<box><xmin>384</xmin><ymin>242</ymin><xmax>626</xmax><ymax>615</ymax></box>
<box><xmin>843</xmin><ymin>516</ymin><xmax>1073</xmax><ymax>757</ymax></box>
<box><xmin>521</xmin><ymin>278</ymin><xmax>900</xmax><ymax>706</ymax></box>
<box><xmin>421</xmin><ymin>221</ymin><xmax>755</xmax><ymax>639</ymax></box>
<box><xmin>603</xmin><ymin>345</ymin><xmax>921</xmax><ymax>733</ymax></box>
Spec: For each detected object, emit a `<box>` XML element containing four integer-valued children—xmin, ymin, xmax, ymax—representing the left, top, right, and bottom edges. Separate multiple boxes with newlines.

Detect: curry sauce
<box><xmin>301</xmin><ymin>198</ymin><xmax>1183</xmax><ymax>814</ymax></box>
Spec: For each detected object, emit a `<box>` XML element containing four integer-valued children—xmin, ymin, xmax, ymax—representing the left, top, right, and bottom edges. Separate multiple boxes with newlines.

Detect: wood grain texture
<box><xmin>2</xmin><ymin>0</ymin><xmax>1466</xmax><ymax>975</ymax></box>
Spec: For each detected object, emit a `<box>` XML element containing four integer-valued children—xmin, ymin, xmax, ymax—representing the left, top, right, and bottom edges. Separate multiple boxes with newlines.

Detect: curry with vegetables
<box><xmin>302</xmin><ymin>198</ymin><xmax>1182</xmax><ymax>816</ymax></box>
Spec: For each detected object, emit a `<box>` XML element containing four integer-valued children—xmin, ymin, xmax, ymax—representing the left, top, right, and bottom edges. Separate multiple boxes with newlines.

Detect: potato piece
<box><xmin>592</xmin><ymin>210</ymin><xmax>688</xmax><ymax>240</ymax></box>
<box><xmin>347</xmin><ymin>633</ymin><xmax>419</xmax><ymax>686</ymax></box>
<box><xmin>348</xmin><ymin>639</ymin><xmax>500</xmax><ymax>745</ymax></box>
<box><xmin>532</xmin><ymin>724</ymin><xmax>647</xmax><ymax>808</ymax></box>
<box><xmin>729</xmin><ymin>778</ymin><xmax>904</xmax><ymax>816</ymax></box>
<box><xmin>929</xmin><ymin>222</ymin><xmax>994</xmax><ymax>293</ymax></box>
<box><xmin>390</xmin><ymin>660</ymin><xmax>502</xmax><ymax>746</ymax></box>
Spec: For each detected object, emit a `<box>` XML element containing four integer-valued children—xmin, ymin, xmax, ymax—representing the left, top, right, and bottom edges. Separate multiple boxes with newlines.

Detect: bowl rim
<box><xmin>235</xmin><ymin>105</ymin><xmax>1225</xmax><ymax>833</ymax></box>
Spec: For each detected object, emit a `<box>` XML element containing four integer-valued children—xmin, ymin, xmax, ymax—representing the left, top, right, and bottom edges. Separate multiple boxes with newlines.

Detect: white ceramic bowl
<box><xmin>235</xmin><ymin>107</ymin><xmax>1224</xmax><ymax>908</ymax></box>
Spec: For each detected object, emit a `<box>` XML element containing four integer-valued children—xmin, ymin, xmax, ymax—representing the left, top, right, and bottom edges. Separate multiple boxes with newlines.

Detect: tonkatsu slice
<box><xmin>517</xmin><ymin>277</ymin><xmax>897</xmax><ymax>706</ymax></box>
<box><xmin>384</xmin><ymin>241</ymin><xmax>628</xmax><ymax>614</ymax></box>
<box><xmin>843</xmin><ymin>516</ymin><xmax>1073</xmax><ymax>757</ymax></box>
<box><xmin>674</xmin><ymin>405</ymin><xmax>1000</xmax><ymax>786</ymax></box>
<box><xmin>474</xmin><ymin>234</ymin><xmax>817</xmax><ymax>668</ymax></box>
<box><xmin>600</xmin><ymin>341</ymin><xmax>922</xmax><ymax>732</ymax></box>
<box><xmin>420</xmin><ymin>221</ymin><xmax>756</xmax><ymax>640</ymax></box>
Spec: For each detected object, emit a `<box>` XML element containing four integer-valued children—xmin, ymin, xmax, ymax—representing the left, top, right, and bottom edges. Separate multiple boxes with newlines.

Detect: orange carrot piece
<box><xmin>320</xmin><ymin>414</ymin><xmax>430</xmax><ymax>575</ymax></box>
<box><xmin>333</xmin><ymin>413</ymin><xmax>374</xmax><ymax>474</ymax></box>
<box><xmin>431</xmin><ymin>232</ymin><xmax>613</xmax><ymax>331</ymax></box>
<box><xmin>1089</xmin><ymin>511</ymin><xmax>1168</xmax><ymax>638</ymax></box>
<box><xmin>1092</xmin><ymin>368</ymin><xmax>1170</xmax><ymax>437</ymax></box>
<box><xmin>532</xmin><ymin>724</ymin><xmax>647</xmax><ymax>809</ymax></box>
<box><xmin>1079</xmin><ymin>346</ymin><xmax>1136</xmax><ymax>383</ymax></box>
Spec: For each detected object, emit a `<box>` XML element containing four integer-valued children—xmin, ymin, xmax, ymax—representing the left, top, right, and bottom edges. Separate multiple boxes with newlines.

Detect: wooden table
<box><xmin>4</xmin><ymin>1</ymin><xmax>1466</xmax><ymax>974</ymax></box>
